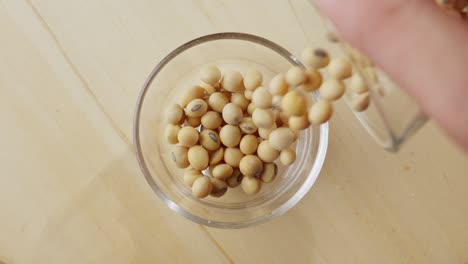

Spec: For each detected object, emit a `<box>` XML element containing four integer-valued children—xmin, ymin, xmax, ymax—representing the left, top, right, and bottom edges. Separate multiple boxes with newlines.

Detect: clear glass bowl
<box><xmin>133</xmin><ymin>33</ymin><xmax>329</xmax><ymax>228</ymax></box>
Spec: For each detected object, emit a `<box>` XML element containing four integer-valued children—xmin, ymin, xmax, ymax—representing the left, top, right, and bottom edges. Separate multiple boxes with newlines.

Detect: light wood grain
<box><xmin>1</xmin><ymin>0</ymin><xmax>467</xmax><ymax>263</ymax></box>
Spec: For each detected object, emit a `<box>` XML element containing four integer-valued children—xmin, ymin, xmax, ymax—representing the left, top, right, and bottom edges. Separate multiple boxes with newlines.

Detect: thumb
<box><xmin>314</xmin><ymin>0</ymin><xmax>468</xmax><ymax>151</ymax></box>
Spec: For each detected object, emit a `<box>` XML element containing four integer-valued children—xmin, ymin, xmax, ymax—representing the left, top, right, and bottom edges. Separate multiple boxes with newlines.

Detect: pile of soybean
<box><xmin>164</xmin><ymin>47</ymin><xmax>369</xmax><ymax>199</ymax></box>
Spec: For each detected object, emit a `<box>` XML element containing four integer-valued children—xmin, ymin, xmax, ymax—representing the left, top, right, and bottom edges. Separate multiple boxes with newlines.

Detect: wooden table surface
<box><xmin>1</xmin><ymin>0</ymin><xmax>468</xmax><ymax>263</ymax></box>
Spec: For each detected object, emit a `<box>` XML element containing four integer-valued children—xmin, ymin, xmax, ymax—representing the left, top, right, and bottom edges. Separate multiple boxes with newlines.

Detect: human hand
<box><xmin>314</xmin><ymin>0</ymin><xmax>468</xmax><ymax>151</ymax></box>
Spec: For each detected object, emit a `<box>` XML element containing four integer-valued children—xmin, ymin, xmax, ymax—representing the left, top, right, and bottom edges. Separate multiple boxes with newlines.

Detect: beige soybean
<box><xmin>350</xmin><ymin>74</ymin><xmax>369</xmax><ymax>94</ymax></box>
<box><xmin>164</xmin><ymin>124</ymin><xmax>181</xmax><ymax>144</ymax></box>
<box><xmin>272</xmin><ymin>95</ymin><xmax>282</xmax><ymax>109</ymax></box>
<box><xmin>252</xmin><ymin>108</ymin><xmax>275</xmax><ymax>129</ymax></box>
<box><xmin>269</xmin><ymin>127</ymin><xmax>295</xmax><ymax>151</ymax></box>
<box><xmin>188</xmin><ymin>145</ymin><xmax>209</xmax><ymax>171</ymax></box>
<box><xmin>231</xmin><ymin>92</ymin><xmax>250</xmax><ymax>111</ymax></box>
<box><xmin>222</xmin><ymin>103</ymin><xmax>243</xmax><ymax>125</ymax></box>
<box><xmin>183</xmin><ymin>169</ymin><xmax>203</xmax><ymax>187</ymax></box>
<box><xmin>200</xmin><ymin>65</ymin><xmax>221</xmax><ymax>85</ymax></box>
<box><xmin>200</xmin><ymin>82</ymin><xmax>217</xmax><ymax>95</ymax></box>
<box><xmin>210</xmin><ymin>178</ymin><xmax>228</xmax><ymax>198</ymax></box>
<box><xmin>260</xmin><ymin>163</ymin><xmax>277</xmax><ymax>183</ymax></box>
<box><xmin>300</xmin><ymin>68</ymin><xmax>322</xmax><ymax>92</ymax></box>
<box><xmin>309</xmin><ymin>100</ymin><xmax>333</xmax><ymax>125</ymax></box>
<box><xmin>258</xmin><ymin>123</ymin><xmax>277</xmax><ymax>140</ymax></box>
<box><xmin>199</xmin><ymin>129</ymin><xmax>221</xmax><ymax>151</ymax></box>
<box><xmin>212</xmin><ymin>163</ymin><xmax>234</xmax><ymax>180</ymax></box>
<box><xmin>208</xmin><ymin>92</ymin><xmax>230</xmax><ymax>113</ymax></box>
<box><xmin>281</xmin><ymin>91</ymin><xmax>307</xmax><ymax>116</ymax></box>
<box><xmin>241</xmin><ymin>176</ymin><xmax>262</xmax><ymax>195</ymax></box>
<box><xmin>224</xmin><ymin>148</ymin><xmax>244</xmax><ymax>168</ymax></box>
<box><xmin>280</xmin><ymin>148</ymin><xmax>297</xmax><ymax>166</ymax></box>
<box><xmin>219</xmin><ymin>125</ymin><xmax>241</xmax><ymax>147</ymax></box>
<box><xmin>239</xmin><ymin>117</ymin><xmax>258</xmax><ymax>135</ymax></box>
<box><xmin>352</xmin><ymin>92</ymin><xmax>371</xmax><ymax>112</ymax></box>
<box><xmin>222</xmin><ymin>70</ymin><xmax>244</xmax><ymax>92</ymax></box>
<box><xmin>257</xmin><ymin>140</ymin><xmax>280</xmax><ymax>162</ymax></box>
<box><xmin>178</xmin><ymin>126</ymin><xmax>199</xmax><ymax>147</ymax></box>
<box><xmin>165</xmin><ymin>104</ymin><xmax>185</xmax><ymax>124</ymax></box>
<box><xmin>192</xmin><ymin>176</ymin><xmax>212</xmax><ymax>198</ymax></box>
<box><xmin>186</xmin><ymin>99</ymin><xmax>208</xmax><ymax>118</ymax></box>
<box><xmin>328</xmin><ymin>58</ymin><xmax>353</xmax><ymax>80</ymax></box>
<box><xmin>289</xmin><ymin>115</ymin><xmax>310</xmax><ymax>131</ymax></box>
<box><xmin>244</xmin><ymin>90</ymin><xmax>253</xmax><ymax>100</ymax></box>
<box><xmin>286</xmin><ymin>66</ymin><xmax>307</xmax><ymax>87</ymax></box>
<box><xmin>239</xmin><ymin>155</ymin><xmax>264</xmax><ymax>177</ymax></box>
<box><xmin>186</xmin><ymin>116</ymin><xmax>201</xmax><ymax>127</ymax></box>
<box><xmin>171</xmin><ymin>146</ymin><xmax>190</xmax><ymax>168</ymax></box>
<box><xmin>251</xmin><ymin>86</ymin><xmax>272</xmax><ymax>109</ymax></box>
<box><xmin>320</xmin><ymin>79</ymin><xmax>345</xmax><ymax>101</ymax></box>
<box><xmin>227</xmin><ymin>169</ymin><xmax>243</xmax><ymax>188</ymax></box>
<box><xmin>240</xmin><ymin>135</ymin><xmax>259</xmax><ymax>155</ymax></box>
<box><xmin>269</xmin><ymin>73</ymin><xmax>288</xmax><ymax>96</ymax></box>
<box><xmin>201</xmin><ymin>111</ymin><xmax>222</xmax><ymax>130</ymax></box>
<box><xmin>247</xmin><ymin>102</ymin><xmax>256</xmax><ymax>115</ymax></box>
<box><xmin>209</xmin><ymin>147</ymin><xmax>225</xmax><ymax>165</ymax></box>
<box><xmin>301</xmin><ymin>47</ymin><xmax>330</xmax><ymax>69</ymax></box>
<box><xmin>279</xmin><ymin>112</ymin><xmax>290</xmax><ymax>126</ymax></box>
<box><xmin>180</xmin><ymin>86</ymin><xmax>205</xmax><ymax>107</ymax></box>
<box><xmin>244</xmin><ymin>70</ymin><xmax>263</xmax><ymax>90</ymax></box>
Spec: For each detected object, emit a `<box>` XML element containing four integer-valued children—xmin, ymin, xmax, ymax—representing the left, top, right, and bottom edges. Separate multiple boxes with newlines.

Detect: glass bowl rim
<box><xmin>133</xmin><ymin>32</ymin><xmax>329</xmax><ymax>228</ymax></box>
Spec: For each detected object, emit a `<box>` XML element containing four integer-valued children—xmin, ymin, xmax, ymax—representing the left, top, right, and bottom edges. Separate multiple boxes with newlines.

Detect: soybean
<box><xmin>184</xmin><ymin>169</ymin><xmax>203</xmax><ymax>187</ymax></box>
<box><xmin>208</xmin><ymin>92</ymin><xmax>230</xmax><ymax>113</ymax></box>
<box><xmin>281</xmin><ymin>91</ymin><xmax>307</xmax><ymax>116</ymax></box>
<box><xmin>224</xmin><ymin>148</ymin><xmax>244</xmax><ymax>168</ymax></box>
<box><xmin>301</xmin><ymin>47</ymin><xmax>330</xmax><ymax>69</ymax></box>
<box><xmin>328</xmin><ymin>58</ymin><xmax>353</xmax><ymax>80</ymax></box>
<box><xmin>269</xmin><ymin>127</ymin><xmax>295</xmax><ymax>151</ymax></box>
<box><xmin>260</xmin><ymin>163</ymin><xmax>277</xmax><ymax>183</ymax></box>
<box><xmin>192</xmin><ymin>177</ymin><xmax>212</xmax><ymax>198</ymax></box>
<box><xmin>199</xmin><ymin>129</ymin><xmax>221</xmax><ymax>151</ymax></box>
<box><xmin>231</xmin><ymin>92</ymin><xmax>250</xmax><ymax>111</ymax></box>
<box><xmin>178</xmin><ymin>126</ymin><xmax>199</xmax><ymax>147</ymax></box>
<box><xmin>241</xmin><ymin>176</ymin><xmax>262</xmax><ymax>194</ymax></box>
<box><xmin>239</xmin><ymin>117</ymin><xmax>258</xmax><ymax>135</ymax></box>
<box><xmin>352</xmin><ymin>92</ymin><xmax>371</xmax><ymax>112</ymax></box>
<box><xmin>164</xmin><ymin>124</ymin><xmax>181</xmax><ymax>144</ymax></box>
<box><xmin>171</xmin><ymin>146</ymin><xmax>190</xmax><ymax>168</ymax></box>
<box><xmin>257</xmin><ymin>140</ymin><xmax>280</xmax><ymax>162</ymax></box>
<box><xmin>251</xmin><ymin>86</ymin><xmax>272</xmax><ymax>109</ymax></box>
<box><xmin>222</xmin><ymin>70</ymin><xmax>244</xmax><ymax>92</ymax></box>
<box><xmin>309</xmin><ymin>100</ymin><xmax>333</xmax><ymax>125</ymax></box>
<box><xmin>269</xmin><ymin>74</ymin><xmax>289</xmax><ymax>96</ymax></box>
<box><xmin>188</xmin><ymin>145</ymin><xmax>209</xmax><ymax>171</ymax></box>
<box><xmin>212</xmin><ymin>164</ymin><xmax>234</xmax><ymax>180</ymax></box>
<box><xmin>320</xmin><ymin>79</ymin><xmax>345</xmax><ymax>101</ymax></box>
<box><xmin>166</xmin><ymin>104</ymin><xmax>185</xmax><ymax>124</ymax></box>
<box><xmin>222</xmin><ymin>103</ymin><xmax>243</xmax><ymax>125</ymax></box>
<box><xmin>288</xmin><ymin>115</ymin><xmax>310</xmax><ymax>131</ymax></box>
<box><xmin>286</xmin><ymin>66</ymin><xmax>307</xmax><ymax>87</ymax></box>
<box><xmin>240</xmin><ymin>135</ymin><xmax>259</xmax><ymax>155</ymax></box>
<box><xmin>219</xmin><ymin>125</ymin><xmax>242</xmax><ymax>147</ymax></box>
<box><xmin>201</xmin><ymin>111</ymin><xmax>223</xmax><ymax>130</ymax></box>
<box><xmin>209</xmin><ymin>147</ymin><xmax>225</xmax><ymax>166</ymax></box>
<box><xmin>227</xmin><ymin>169</ymin><xmax>244</xmax><ymax>188</ymax></box>
<box><xmin>350</xmin><ymin>74</ymin><xmax>368</xmax><ymax>94</ymax></box>
<box><xmin>280</xmin><ymin>148</ymin><xmax>297</xmax><ymax>166</ymax></box>
<box><xmin>180</xmin><ymin>86</ymin><xmax>205</xmax><ymax>107</ymax></box>
<box><xmin>239</xmin><ymin>155</ymin><xmax>264</xmax><ymax>177</ymax></box>
<box><xmin>186</xmin><ymin>99</ymin><xmax>208</xmax><ymax>118</ymax></box>
<box><xmin>244</xmin><ymin>70</ymin><xmax>263</xmax><ymax>90</ymax></box>
<box><xmin>210</xmin><ymin>178</ymin><xmax>228</xmax><ymax>197</ymax></box>
<box><xmin>252</xmin><ymin>108</ymin><xmax>275</xmax><ymax>129</ymax></box>
<box><xmin>200</xmin><ymin>65</ymin><xmax>221</xmax><ymax>85</ymax></box>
